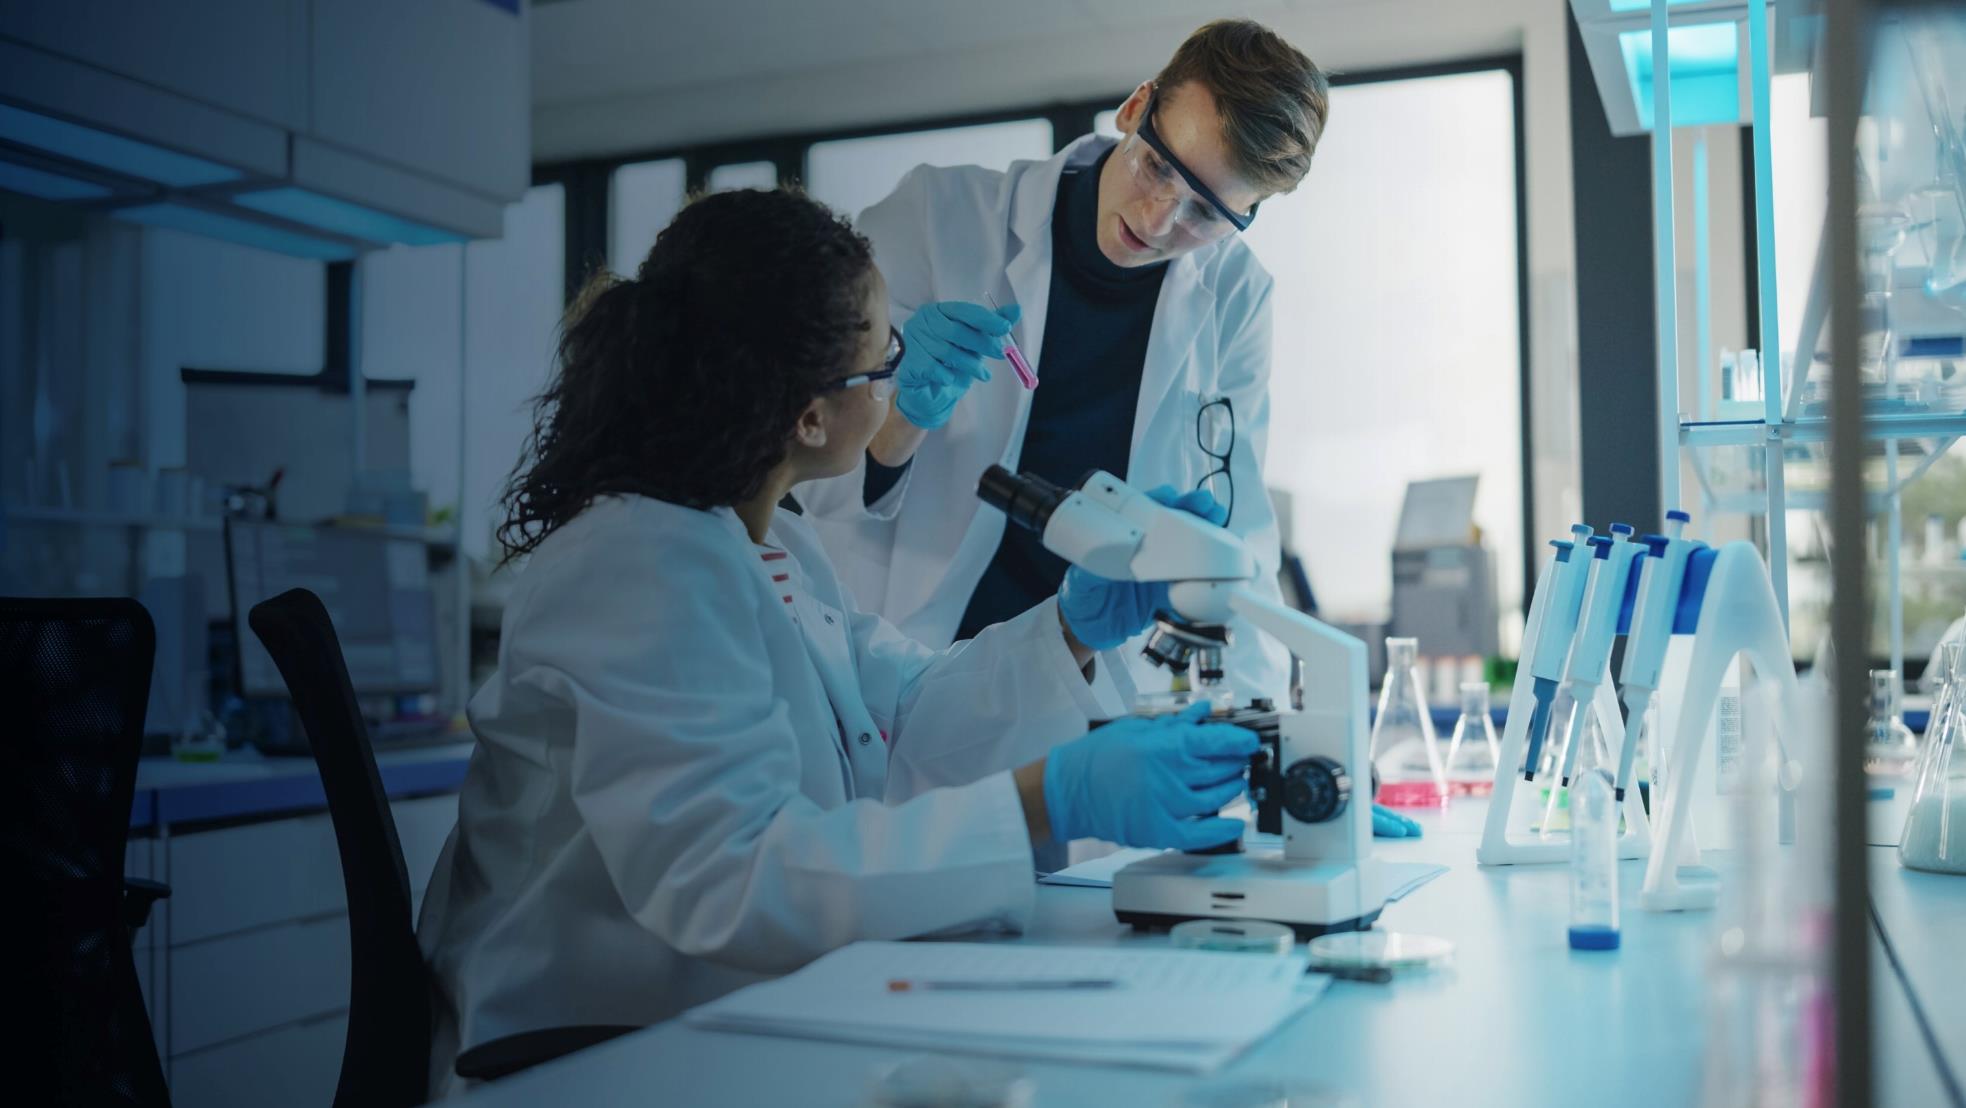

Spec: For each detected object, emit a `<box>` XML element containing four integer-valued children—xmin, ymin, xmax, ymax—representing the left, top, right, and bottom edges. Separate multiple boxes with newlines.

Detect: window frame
<box><xmin>532</xmin><ymin>54</ymin><xmax>1533</xmax><ymax>603</ymax></box>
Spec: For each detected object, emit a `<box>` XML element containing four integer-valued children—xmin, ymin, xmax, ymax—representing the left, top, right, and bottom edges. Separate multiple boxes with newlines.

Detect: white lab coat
<box><xmin>416</xmin><ymin>495</ymin><xmax>1116</xmax><ymax>1091</ymax></box>
<box><xmin>798</xmin><ymin>133</ymin><xmax>1291</xmax><ymax>705</ymax></box>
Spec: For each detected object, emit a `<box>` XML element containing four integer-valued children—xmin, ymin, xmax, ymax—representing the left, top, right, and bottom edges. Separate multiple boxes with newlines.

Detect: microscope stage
<box><xmin>1111</xmin><ymin>851</ymin><xmax>1387</xmax><ymax>939</ymax></box>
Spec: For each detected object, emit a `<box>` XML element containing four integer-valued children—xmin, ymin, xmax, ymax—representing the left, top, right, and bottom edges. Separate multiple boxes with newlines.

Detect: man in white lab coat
<box><xmin>798</xmin><ymin>20</ymin><xmax>1329</xmax><ymax>710</ymax></box>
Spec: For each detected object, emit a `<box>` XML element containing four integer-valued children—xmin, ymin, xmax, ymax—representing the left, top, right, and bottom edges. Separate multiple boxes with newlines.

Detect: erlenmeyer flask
<box><xmin>1901</xmin><ymin>644</ymin><xmax>1966</xmax><ymax>875</ymax></box>
<box><xmin>1866</xmin><ymin>668</ymin><xmax>1919</xmax><ymax>776</ymax></box>
<box><xmin>1445</xmin><ymin>681</ymin><xmax>1499</xmax><ymax>795</ymax></box>
<box><xmin>1371</xmin><ymin>637</ymin><xmax>1447</xmax><ymax>807</ymax></box>
<box><xmin>1911</xmin><ymin>642</ymin><xmax>1962</xmax><ymax>786</ymax></box>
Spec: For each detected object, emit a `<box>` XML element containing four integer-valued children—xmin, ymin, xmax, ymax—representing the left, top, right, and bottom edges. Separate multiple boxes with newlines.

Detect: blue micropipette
<box><xmin>1522</xmin><ymin>524</ymin><xmax>1595</xmax><ymax>780</ymax></box>
<box><xmin>1614</xmin><ymin>510</ymin><xmax>1699</xmax><ymax>800</ymax></box>
<box><xmin>1552</xmin><ymin>525</ymin><xmax>1647</xmax><ymax>788</ymax></box>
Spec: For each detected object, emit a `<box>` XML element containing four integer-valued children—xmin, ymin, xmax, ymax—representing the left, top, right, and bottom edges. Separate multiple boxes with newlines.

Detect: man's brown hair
<box><xmin>1154</xmin><ymin>19</ymin><xmax>1330</xmax><ymax>196</ymax></box>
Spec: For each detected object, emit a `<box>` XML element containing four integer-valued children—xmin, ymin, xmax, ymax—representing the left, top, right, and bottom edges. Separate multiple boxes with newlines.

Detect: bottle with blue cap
<box><xmin>1569</xmin><ymin>758</ymin><xmax>1621</xmax><ymax>950</ymax></box>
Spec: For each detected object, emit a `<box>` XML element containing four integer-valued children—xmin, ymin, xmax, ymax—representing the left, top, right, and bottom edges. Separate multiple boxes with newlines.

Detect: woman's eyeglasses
<box><xmin>823</xmin><ymin>326</ymin><xmax>905</xmax><ymax>401</ymax></box>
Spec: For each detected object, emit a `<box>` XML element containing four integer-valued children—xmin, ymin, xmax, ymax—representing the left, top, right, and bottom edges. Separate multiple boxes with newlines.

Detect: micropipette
<box><xmin>1551</xmin><ymin>526</ymin><xmax>1646</xmax><ymax>788</ymax></box>
<box><xmin>985</xmin><ymin>293</ymin><xmax>1039</xmax><ymax>390</ymax></box>
<box><xmin>1614</xmin><ymin>510</ymin><xmax>1699</xmax><ymax>800</ymax></box>
<box><xmin>1522</xmin><ymin>525</ymin><xmax>1595</xmax><ymax>780</ymax></box>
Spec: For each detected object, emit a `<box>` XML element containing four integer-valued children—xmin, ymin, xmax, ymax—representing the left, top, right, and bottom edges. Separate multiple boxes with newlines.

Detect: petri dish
<box><xmin>867</xmin><ymin>1055</ymin><xmax>1033</xmax><ymax>1108</ymax></box>
<box><xmin>1305</xmin><ymin>930</ymin><xmax>1453</xmax><ymax>972</ymax></box>
<box><xmin>1170</xmin><ymin>919</ymin><xmax>1295</xmax><ymax>957</ymax></box>
<box><xmin>1170</xmin><ymin>1080</ymin><xmax>1357</xmax><ymax>1108</ymax></box>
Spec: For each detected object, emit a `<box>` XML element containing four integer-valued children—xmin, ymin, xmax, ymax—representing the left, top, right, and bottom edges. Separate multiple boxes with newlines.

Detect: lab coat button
<box><xmin>825</xmin><ymin>613</ymin><xmax>836</xmax><ymax>625</ymax></box>
<box><xmin>858</xmin><ymin>732</ymin><xmax>873</xmax><ymax>745</ymax></box>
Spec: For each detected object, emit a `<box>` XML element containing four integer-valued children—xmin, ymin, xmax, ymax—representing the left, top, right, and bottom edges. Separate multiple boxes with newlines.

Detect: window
<box><xmin>805</xmin><ymin>119</ymin><xmax>1053</xmax><ymax>221</ymax></box>
<box><xmin>707</xmin><ymin>161</ymin><xmax>776</xmax><ymax>192</ymax></box>
<box><xmin>1247</xmin><ymin>69</ymin><xmax>1524</xmax><ymax>623</ymax></box>
<box><xmin>366</xmin><ymin>184</ymin><xmax>566</xmax><ymax>562</ymax></box>
<box><xmin>610</xmin><ymin>158</ymin><xmax>686</xmax><ymax>274</ymax></box>
<box><xmin>463</xmin><ymin>184</ymin><xmax>567</xmax><ymax>562</ymax></box>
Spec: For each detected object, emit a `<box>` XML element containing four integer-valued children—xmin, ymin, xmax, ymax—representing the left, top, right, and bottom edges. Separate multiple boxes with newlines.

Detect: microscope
<box><xmin>977</xmin><ymin>467</ymin><xmax>1387</xmax><ymax>937</ymax></box>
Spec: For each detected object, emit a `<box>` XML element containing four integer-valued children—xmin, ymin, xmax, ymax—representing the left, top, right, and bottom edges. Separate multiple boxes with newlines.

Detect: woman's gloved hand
<box><xmin>1373</xmin><ymin>805</ymin><xmax>1423</xmax><ymax>838</ymax></box>
<box><xmin>1043</xmin><ymin>701</ymin><xmax>1256</xmax><ymax>850</ymax></box>
<box><xmin>1058</xmin><ymin>486</ymin><xmax>1228</xmax><ymax>650</ymax></box>
<box><xmin>895</xmin><ymin>301</ymin><xmax>1019</xmax><ymax>430</ymax></box>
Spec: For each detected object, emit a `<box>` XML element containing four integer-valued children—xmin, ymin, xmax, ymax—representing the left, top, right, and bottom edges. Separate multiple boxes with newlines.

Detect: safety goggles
<box><xmin>823</xmin><ymin>326</ymin><xmax>904</xmax><ymax>401</ymax></box>
<box><xmin>1118</xmin><ymin>86</ymin><xmax>1256</xmax><ymax>245</ymax></box>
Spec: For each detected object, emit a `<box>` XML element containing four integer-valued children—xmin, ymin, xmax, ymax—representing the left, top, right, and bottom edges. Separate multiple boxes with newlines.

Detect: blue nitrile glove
<box><xmin>1058</xmin><ymin>486</ymin><xmax>1228</xmax><ymax>650</ymax></box>
<box><xmin>895</xmin><ymin>300</ymin><xmax>1019</xmax><ymax>430</ymax></box>
<box><xmin>1043</xmin><ymin>701</ymin><xmax>1258</xmax><ymax>850</ymax></box>
<box><xmin>1373</xmin><ymin>804</ymin><xmax>1423</xmax><ymax>838</ymax></box>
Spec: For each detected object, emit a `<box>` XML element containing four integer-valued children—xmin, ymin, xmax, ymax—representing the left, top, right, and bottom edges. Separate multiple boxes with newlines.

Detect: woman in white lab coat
<box><xmin>417</xmin><ymin>188</ymin><xmax>1258</xmax><ymax>1091</ymax></box>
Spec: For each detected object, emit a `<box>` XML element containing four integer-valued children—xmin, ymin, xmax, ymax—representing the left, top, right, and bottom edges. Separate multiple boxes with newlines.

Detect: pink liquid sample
<box><xmin>1377</xmin><ymin>780</ymin><xmax>1450</xmax><ymax>809</ymax></box>
<box><xmin>1004</xmin><ymin>340</ymin><xmax>1038</xmax><ymax>389</ymax></box>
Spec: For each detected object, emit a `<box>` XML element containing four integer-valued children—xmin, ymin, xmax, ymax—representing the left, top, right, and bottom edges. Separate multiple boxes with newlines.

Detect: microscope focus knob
<box><xmin>1281</xmin><ymin>756</ymin><xmax>1351</xmax><ymax>824</ymax></box>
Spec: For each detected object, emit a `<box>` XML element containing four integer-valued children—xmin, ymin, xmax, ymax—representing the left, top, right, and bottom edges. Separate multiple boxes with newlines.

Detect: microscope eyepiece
<box><xmin>977</xmin><ymin>465</ymin><xmax>1072</xmax><ymax>535</ymax></box>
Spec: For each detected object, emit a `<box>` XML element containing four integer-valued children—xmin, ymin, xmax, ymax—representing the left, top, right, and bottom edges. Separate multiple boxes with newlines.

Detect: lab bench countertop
<box><xmin>130</xmin><ymin>740</ymin><xmax>475</xmax><ymax>830</ymax></box>
<box><xmin>445</xmin><ymin>798</ymin><xmax>1961</xmax><ymax>1108</ymax></box>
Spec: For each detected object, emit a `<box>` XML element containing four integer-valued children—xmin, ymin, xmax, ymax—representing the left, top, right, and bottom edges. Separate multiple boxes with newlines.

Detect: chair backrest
<box><xmin>248</xmin><ymin>588</ymin><xmax>429</xmax><ymax>1107</ymax></box>
<box><xmin>0</xmin><ymin>597</ymin><xmax>169</xmax><ymax>1107</ymax></box>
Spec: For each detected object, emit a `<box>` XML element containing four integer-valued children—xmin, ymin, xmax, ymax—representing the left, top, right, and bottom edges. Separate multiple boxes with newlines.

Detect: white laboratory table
<box><xmin>443</xmin><ymin>797</ymin><xmax>1959</xmax><ymax>1107</ymax></box>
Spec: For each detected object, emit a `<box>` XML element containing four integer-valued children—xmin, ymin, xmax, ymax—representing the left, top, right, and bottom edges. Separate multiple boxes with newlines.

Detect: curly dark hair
<box><xmin>496</xmin><ymin>188</ymin><xmax>876</xmax><ymax>562</ymax></box>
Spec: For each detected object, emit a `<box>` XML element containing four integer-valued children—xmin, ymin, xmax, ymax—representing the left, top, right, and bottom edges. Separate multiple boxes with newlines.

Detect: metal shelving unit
<box><xmin>1638</xmin><ymin>0</ymin><xmax>1966</xmax><ymax>682</ymax></box>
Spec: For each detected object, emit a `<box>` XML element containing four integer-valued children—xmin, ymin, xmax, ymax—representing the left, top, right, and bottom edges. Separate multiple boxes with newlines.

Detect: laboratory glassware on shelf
<box><xmin>1444</xmin><ymin>681</ymin><xmax>1499</xmax><ymax>796</ymax></box>
<box><xmin>1902</xmin><ymin>641</ymin><xmax>1966</xmax><ymax>875</ymax></box>
<box><xmin>1866</xmin><ymin>668</ymin><xmax>1919</xmax><ymax>776</ymax></box>
<box><xmin>1370</xmin><ymin>637</ymin><xmax>1447</xmax><ymax>807</ymax></box>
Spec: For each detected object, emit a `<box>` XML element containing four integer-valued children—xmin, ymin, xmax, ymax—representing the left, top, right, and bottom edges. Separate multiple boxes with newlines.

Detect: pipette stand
<box><xmin>1477</xmin><ymin>567</ymin><xmax>1653</xmax><ymax>866</ymax></box>
<box><xmin>1639</xmin><ymin>542</ymin><xmax>1803</xmax><ymax>912</ymax></box>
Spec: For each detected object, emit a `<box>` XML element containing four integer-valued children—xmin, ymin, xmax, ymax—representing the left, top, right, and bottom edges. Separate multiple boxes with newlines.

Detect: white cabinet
<box><xmin>171</xmin><ymin>1013</ymin><xmax>348</xmax><ymax>1108</ymax></box>
<box><xmin>0</xmin><ymin>0</ymin><xmax>527</xmax><ymax>247</ymax></box>
<box><xmin>309</xmin><ymin>0</ymin><xmax>530</xmax><ymax>202</ymax></box>
<box><xmin>0</xmin><ymin>0</ymin><xmax>307</xmax><ymax>130</ymax></box>
<box><xmin>151</xmin><ymin>793</ymin><xmax>459</xmax><ymax>1101</ymax></box>
<box><xmin>171</xmin><ymin>916</ymin><xmax>352</xmax><ymax>1055</ymax></box>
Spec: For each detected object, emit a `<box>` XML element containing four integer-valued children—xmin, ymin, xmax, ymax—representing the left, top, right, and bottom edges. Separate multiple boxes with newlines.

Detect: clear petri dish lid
<box><xmin>867</xmin><ymin>1055</ymin><xmax>1033</xmax><ymax>1108</ymax></box>
<box><xmin>1305</xmin><ymin>930</ymin><xmax>1453</xmax><ymax>971</ymax></box>
<box><xmin>1169</xmin><ymin>1079</ymin><xmax>1358</xmax><ymax>1108</ymax></box>
<box><xmin>1170</xmin><ymin>919</ymin><xmax>1296</xmax><ymax>956</ymax></box>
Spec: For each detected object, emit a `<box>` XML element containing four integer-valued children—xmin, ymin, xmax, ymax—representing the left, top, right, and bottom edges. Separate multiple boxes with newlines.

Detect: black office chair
<box><xmin>2</xmin><ymin>597</ymin><xmax>172</xmax><ymax>1107</ymax></box>
<box><xmin>246</xmin><ymin>588</ymin><xmax>631</xmax><ymax>1100</ymax></box>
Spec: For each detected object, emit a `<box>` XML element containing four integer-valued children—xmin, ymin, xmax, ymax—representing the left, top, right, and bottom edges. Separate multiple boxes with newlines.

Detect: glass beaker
<box><xmin>1371</xmin><ymin>637</ymin><xmax>1447</xmax><ymax>807</ymax></box>
<box><xmin>1445</xmin><ymin>681</ymin><xmax>1499</xmax><ymax>795</ymax></box>
<box><xmin>1866</xmin><ymin>668</ymin><xmax>1919</xmax><ymax>776</ymax></box>
<box><xmin>1902</xmin><ymin>645</ymin><xmax>1966</xmax><ymax>875</ymax></box>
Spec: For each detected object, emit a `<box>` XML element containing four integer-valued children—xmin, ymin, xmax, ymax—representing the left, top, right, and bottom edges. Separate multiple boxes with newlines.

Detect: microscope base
<box><xmin>1110</xmin><ymin>852</ymin><xmax>1389</xmax><ymax>939</ymax></box>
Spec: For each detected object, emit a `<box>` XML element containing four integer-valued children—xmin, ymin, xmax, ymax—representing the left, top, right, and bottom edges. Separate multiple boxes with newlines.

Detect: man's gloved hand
<box><xmin>1058</xmin><ymin>486</ymin><xmax>1228</xmax><ymax>650</ymax></box>
<box><xmin>1372</xmin><ymin>804</ymin><xmax>1423</xmax><ymax>838</ymax></box>
<box><xmin>895</xmin><ymin>301</ymin><xmax>1018</xmax><ymax>430</ymax></box>
<box><xmin>1042</xmin><ymin>701</ymin><xmax>1256</xmax><ymax>850</ymax></box>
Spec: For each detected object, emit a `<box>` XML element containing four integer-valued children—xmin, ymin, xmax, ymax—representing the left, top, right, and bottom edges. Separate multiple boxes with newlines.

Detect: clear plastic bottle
<box><xmin>1866</xmin><ymin>668</ymin><xmax>1919</xmax><ymax>776</ymax></box>
<box><xmin>1568</xmin><ymin>766</ymin><xmax>1619</xmax><ymax>950</ymax></box>
<box><xmin>1901</xmin><ymin>644</ymin><xmax>1966</xmax><ymax>875</ymax></box>
<box><xmin>1371</xmin><ymin>637</ymin><xmax>1446</xmax><ymax>807</ymax></box>
<box><xmin>1445</xmin><ymin>681</ymin><xmax>1499</xmax><ymax>796</ymax></box>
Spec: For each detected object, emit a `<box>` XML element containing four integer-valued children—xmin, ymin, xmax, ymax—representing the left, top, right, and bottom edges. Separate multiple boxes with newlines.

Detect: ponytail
<box><xmin>493</xmin><ymin>188</ymin><xmax>875</xmax><ymax>564</ymax></box>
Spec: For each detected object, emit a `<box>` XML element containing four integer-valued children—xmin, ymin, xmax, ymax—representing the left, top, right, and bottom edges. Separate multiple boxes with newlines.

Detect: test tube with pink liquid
<box><xmin>987</xmin><ymin>293</ymin><xmax>1039</xmax><ymax>390</ymax></box>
